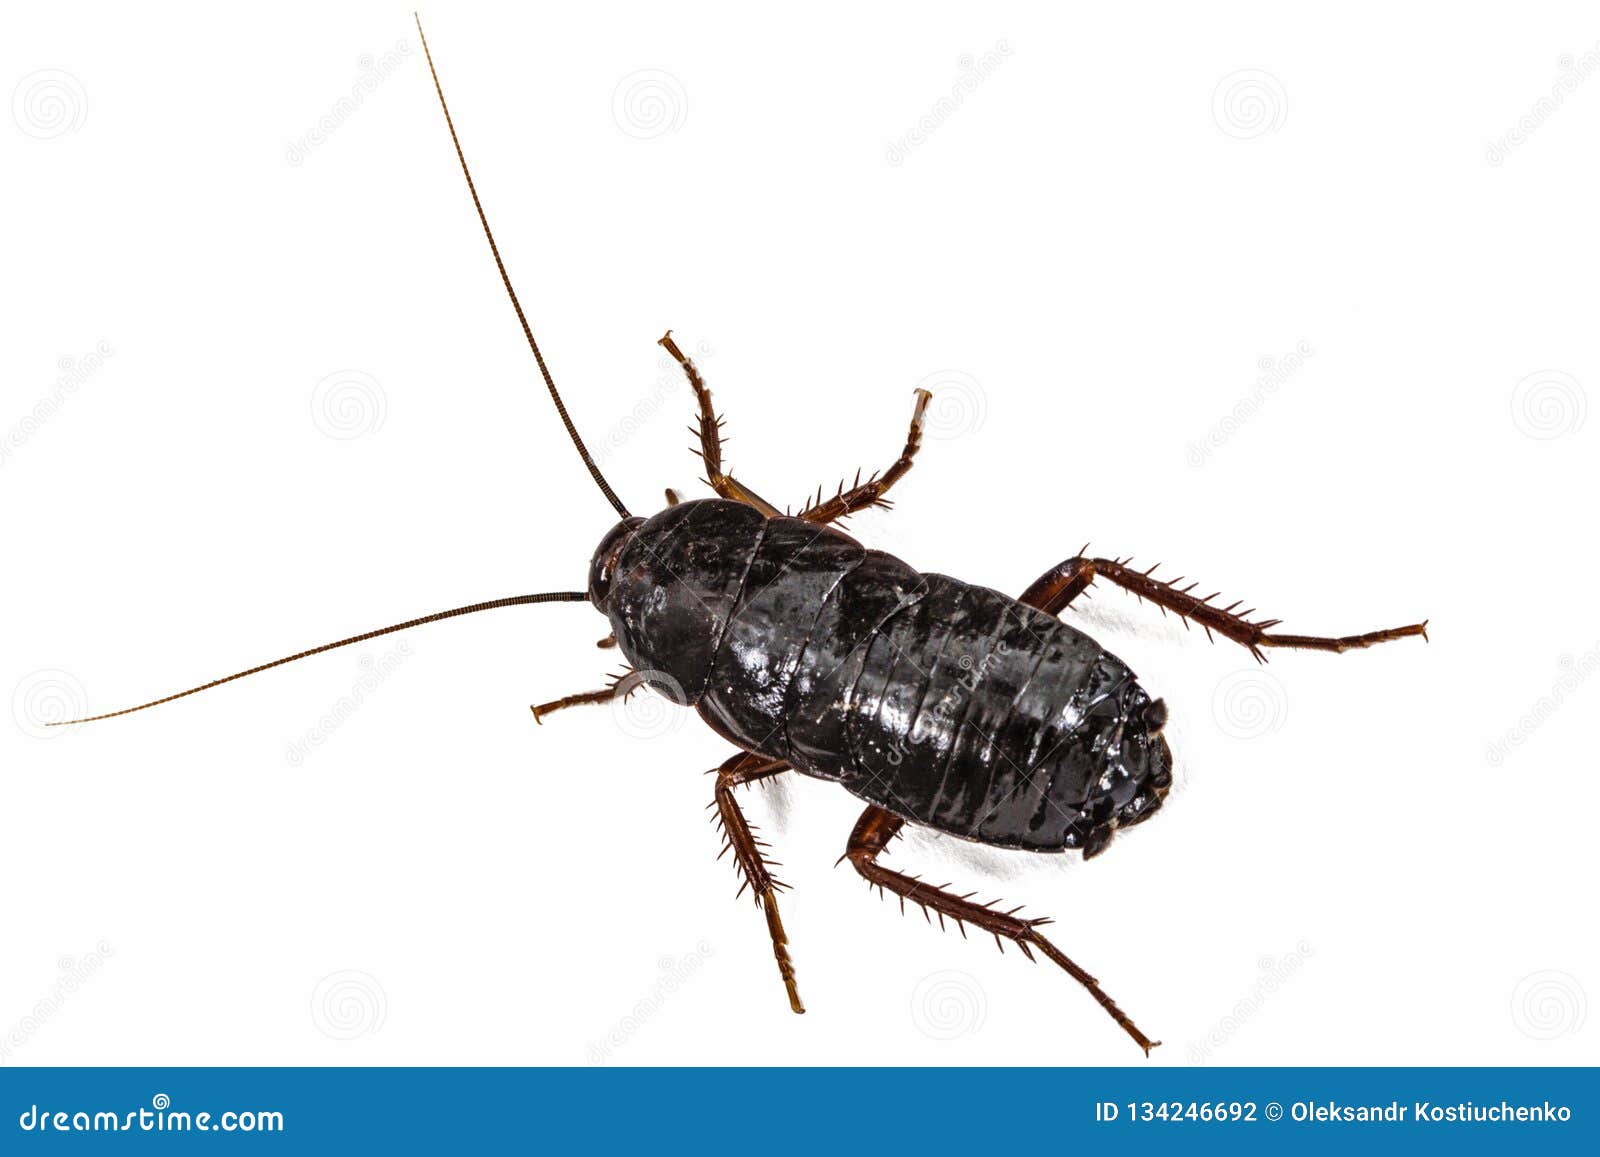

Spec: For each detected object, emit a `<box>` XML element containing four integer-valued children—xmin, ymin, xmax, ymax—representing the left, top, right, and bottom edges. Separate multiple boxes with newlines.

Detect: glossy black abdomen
<box><xmin>605</xmin><ymin>500</ymin><xmax>1171</xmax><ymax>855</ymax></box>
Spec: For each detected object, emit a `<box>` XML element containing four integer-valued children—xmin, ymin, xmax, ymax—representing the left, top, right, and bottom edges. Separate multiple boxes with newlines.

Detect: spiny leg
<box><xmin>712</xmin><ymin>751</ymin><xmax>804</xmax><ymax>1014</ymax></box>
<box><xmin>530</xmin><ymin>686</ymin><xmax>616</xmax><ymax>724</ymax></box>
<box><xmin>659</xmin><ymin>331</ymin><xmax>782</xmax><ymax>517</ymax></box>
<box><xmin>1020</xmin><ymin>554</ymin><xmax>1427</xmax><ymax>662</ymax></box>
<box><xmin>529</xmin><ymin>668</ymin><xmax>636</xmax><ymax>723</ymax></box>
<box><xmin>844</xmin><ymin>804</ymin><xmax>1159</xmax><ymax>1055</ymax></box>
<box><xmin>798</xmin><ymin>388</ymin><xmax>932</xmax><ymax>524</ymax></box>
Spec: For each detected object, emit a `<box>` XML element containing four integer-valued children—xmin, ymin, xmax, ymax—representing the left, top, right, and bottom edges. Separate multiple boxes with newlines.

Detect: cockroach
<box><xmin>50</xmin><ymin>18</ymin><xmax>1429</xmax><ymax>1054</ymax></box>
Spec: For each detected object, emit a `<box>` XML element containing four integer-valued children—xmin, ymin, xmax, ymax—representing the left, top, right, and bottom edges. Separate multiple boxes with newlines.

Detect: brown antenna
<box><xmin>47</xmin><ymin>591</ymin><xmax>588</xmax><ymax>725</ymax></box>
<box><xmin>414</xmin><ymin>12</ymin><xmax>631</xmax><ymax>518</ymax></box>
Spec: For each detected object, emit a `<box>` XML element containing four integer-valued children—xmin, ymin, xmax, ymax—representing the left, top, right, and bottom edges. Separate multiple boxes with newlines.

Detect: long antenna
<box><xmin>46</xmin><ymin>591</ymin><xmax>588</xmax><ymax>725</ymax></box>
<box><xmin>414</xmin><ymin>13</ymin><xmax>631</xmax><ymax>519</ymax></box>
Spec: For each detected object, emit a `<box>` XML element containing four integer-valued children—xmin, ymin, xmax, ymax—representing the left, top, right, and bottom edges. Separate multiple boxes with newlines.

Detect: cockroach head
<box><xmin>588</xmin><ymin>517</ymin><xmax>646</xmax><ymax>606</ymax></box>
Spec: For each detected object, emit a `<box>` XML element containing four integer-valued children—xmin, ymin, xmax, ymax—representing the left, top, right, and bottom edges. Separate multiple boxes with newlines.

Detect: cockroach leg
<box><xmin>1021</xmin><ymin>555</ymin><xmax>1428</xmax><ymax>662</ymax></box>
<box><xmin>659</xmin><ymin>331</ymin><xmax>783</xmax><ymax>517</ymax></box>
<box><xmin>799</xmin><ymin>388</ymin><xmax>932</xmax><ymax>524</ymax></box>
<box><xmin>532</xmin><ymin>664</ymin><xmax>686</xmax><ymax>722</ymax></box>
<box><xmin>529</xmin><ymin>685</ymin><xmax>619</xmax><ymax>724</ymax></box>
<box><xmin>664</xmin><ymin>487</ymin><xmax>683</xmax><ymax>507</ymax></box>
<box><xmin>712</xmin><ymin>751</ymin><xmax>804</xmax><ymax>1014</ymax></box>
<box><xmin>844</xmin><ymin>804</ymin><xmax>1160</xmax><ymax>1056</ymax></box>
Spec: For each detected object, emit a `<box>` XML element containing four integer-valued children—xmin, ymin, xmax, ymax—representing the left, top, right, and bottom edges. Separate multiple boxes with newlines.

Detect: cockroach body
<box><xmin>51</xmin><ymin>18</ymin><xmax>1429</xmax><ymax>1055</ymax></box>
<box><xmin>598</xmin><ymin>499</ymin><xmax>1172</xmax><ymax>858</ymax></box>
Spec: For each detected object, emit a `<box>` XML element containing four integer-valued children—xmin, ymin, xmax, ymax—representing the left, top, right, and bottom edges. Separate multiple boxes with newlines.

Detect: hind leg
<box><xmin>660</xmin><ymin>331</ymin><xmax>782</xmax><ymax>517</ymax></box>
<box><xmin>713</xmin><ymin>751</ymin><xmax>804</xmax><ymax>1013</ymax></box>
<box><xmin>1021</xmin><ymin>555</ymin><xmax>1427</xmax><ymax>662</ymax></box>
<box><xmin>844</xmin><ymin>804</ymin><xmax>1159</xmax><ymax>1055</ymax></box>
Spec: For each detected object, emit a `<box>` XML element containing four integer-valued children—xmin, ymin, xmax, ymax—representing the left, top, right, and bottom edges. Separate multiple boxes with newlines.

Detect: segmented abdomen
<box><xmin>692</xmin><ymin>509</ymin><xmax>1163</xmax><ymax>851</ymax></box>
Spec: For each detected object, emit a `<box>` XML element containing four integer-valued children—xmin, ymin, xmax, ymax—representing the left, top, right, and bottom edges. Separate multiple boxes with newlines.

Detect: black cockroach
<box><xmin>51</xmin><ymin>18</ymin><xmax>1428</xmax><ymax>1054</ymax></box>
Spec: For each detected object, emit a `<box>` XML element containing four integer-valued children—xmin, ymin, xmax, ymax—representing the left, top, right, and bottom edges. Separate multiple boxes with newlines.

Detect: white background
<box><xmin>3</xmin><ymin>2</ymin><xmax>1596</xmax><ymax>1067</ymax></box>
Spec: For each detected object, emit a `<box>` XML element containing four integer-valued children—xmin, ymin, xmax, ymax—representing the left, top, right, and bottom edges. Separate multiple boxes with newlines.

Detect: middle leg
<box><xmin>844</xmin><ymin>804</ymin><xmax>1160</xmax><ymax>1055</ymax></box>
<box><xmin>798</xmin><ymin>388</ymin><xmax>932</xmax><ymax>524</ymax></box>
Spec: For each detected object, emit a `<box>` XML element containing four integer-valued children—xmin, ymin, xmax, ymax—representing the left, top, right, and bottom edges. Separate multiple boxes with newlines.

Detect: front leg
<box><xmin>1021</xmin><ymin>554</ymin><xmax>1427</xmax><ymax>662</ymax></box>
<box><xmin>844</xmin><ymin>805</ymin><xmax>1159</xmax><ymax>1055</ymax></box>
<box><xmin>529</xmin><ymin>685</ymin><xmax>618</xmax><ymax>723</ymax></box>
<box><xmin>659</xmin><ymin>331</ymin><xmax>782</xmax><ymax>517</ymax></box>
<box><xmin>529</xmin><ymin>667</ymin><xmax>641</xmax><ymax>723</ymax></box>
<box><xmin>713</xmin><ymin>751</ymin><xmax>804</xmax><ymax>1013</ymax></box>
